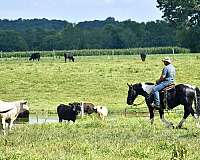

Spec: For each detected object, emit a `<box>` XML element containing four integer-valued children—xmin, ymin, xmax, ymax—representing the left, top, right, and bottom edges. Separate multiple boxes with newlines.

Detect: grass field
<box><xmin>0</xmin><ymin>54</ymin><xmax>200</xmax><ymax>159</ymax></box>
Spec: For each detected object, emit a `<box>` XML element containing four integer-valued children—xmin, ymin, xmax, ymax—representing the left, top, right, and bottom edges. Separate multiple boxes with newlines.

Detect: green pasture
<box><xmin>0</xmin><ymin>54</ymin><xmax>199</xmax><ymax>112</ymax></box>
<box><xmin>0</xmin><ymin>54</ymin><xmax>200</xmax><ymax>159</ymax></box>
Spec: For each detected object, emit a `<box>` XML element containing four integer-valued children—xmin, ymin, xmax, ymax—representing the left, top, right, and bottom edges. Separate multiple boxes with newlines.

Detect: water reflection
<box><xmin>16</xmin><ymin>114</ymin><xmax>58</xmax><ymax>124</ymax></box>
<box><xmin>29</xmin><ymin>115</ymin><xmax>58</xmax><ymax>124</ymax></box>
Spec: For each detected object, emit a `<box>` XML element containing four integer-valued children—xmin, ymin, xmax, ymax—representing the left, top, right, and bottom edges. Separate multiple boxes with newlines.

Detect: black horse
<box><xmin>127</xmin><ymin>82</ymin><xmax>200</xmax><ymax>128</ymax></box>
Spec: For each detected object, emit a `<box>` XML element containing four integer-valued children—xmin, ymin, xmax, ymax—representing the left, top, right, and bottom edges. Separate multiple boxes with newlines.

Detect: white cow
<box><xmin>95</xmin><ymin>106</ymin><xmax>108</xmax><ymax>120</ymax></box>
<box><xmin>0</xmin><ymin>100</ymin><xmax>29</xmax><ymax>135</ymax></box>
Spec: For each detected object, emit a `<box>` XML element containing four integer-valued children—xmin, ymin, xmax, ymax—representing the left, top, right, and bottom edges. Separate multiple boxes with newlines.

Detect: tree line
<box><xmin>1</xmin><ymin>0</ymin><xmax>200</xmax><ymax>53</ymax></box>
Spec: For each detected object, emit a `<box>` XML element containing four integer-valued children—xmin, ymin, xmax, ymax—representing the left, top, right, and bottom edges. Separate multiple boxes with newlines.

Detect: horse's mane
<box><xmin>145</xmin><ymin>82</ymin><xmax>155</xmax><ymax>85</ymax></box>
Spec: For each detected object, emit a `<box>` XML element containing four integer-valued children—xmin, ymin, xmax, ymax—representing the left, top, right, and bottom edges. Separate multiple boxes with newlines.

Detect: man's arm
<box><xmin>156</xmin><ymin>68</ymin><xmax>167</xmax><ymax>84</ymax></box>
<box><xmin>156</xmin><ymin>75</ymin><xmax>166</xmax><ymax>84</ymax></box>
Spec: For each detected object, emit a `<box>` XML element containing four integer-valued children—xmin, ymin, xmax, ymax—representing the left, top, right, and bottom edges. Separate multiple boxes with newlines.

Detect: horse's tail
<box><xmin>195</xmin><ymin>87</ymin><xmax>200</xmax><ymax>116</ymax></box>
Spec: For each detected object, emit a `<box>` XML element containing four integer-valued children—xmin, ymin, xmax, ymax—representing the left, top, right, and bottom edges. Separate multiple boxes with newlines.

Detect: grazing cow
<box><xmin>0</xmin><ymin>100</ymin><xmax>29</xmax><ymax>135</ymax></box>
<box><xmin>57</xmin><ymin>103</ymin><xmax>81</xmax><ymax>122</ymax></box>
<box><xmin>29</xmin><ymin>53</ymin><xmax>40</xmax><ymax>61</ymax></box>
<box><xmin>94</xmin><ymin>106</ymin><xmax>108</xmax><ymax>120</ymax></box>
<box><xmin>64</xmin><ymin>52</ymin><xmax>74</xmax><ymax>62</ymax></box>
<box><xmin>140</xmin><ymin>52</ymin><xmax>146</xmax><ymax>62</ymax></box>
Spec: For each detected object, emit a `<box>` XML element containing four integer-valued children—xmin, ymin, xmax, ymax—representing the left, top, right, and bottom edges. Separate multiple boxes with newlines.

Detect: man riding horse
<box><xmin>152</xmin><ymin>57</ymin><xmax>176</xmax><ymax>109</ymax></box>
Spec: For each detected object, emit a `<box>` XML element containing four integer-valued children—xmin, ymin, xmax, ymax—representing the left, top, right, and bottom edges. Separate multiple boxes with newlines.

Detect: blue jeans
<box><xmin>152</xmin><ymin>81</ymin><xmax>172</xmax><ymax>106</ymax></box>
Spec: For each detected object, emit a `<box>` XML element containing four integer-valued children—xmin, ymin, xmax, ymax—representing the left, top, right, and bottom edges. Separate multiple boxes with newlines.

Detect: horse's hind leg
<box><xmin>194</xmin><ymin>110</ymin><xmax>200</xmax><ymax>128</ymax></box>
<box><xmin>176</xmin><ymin>105</ymin><xmax>192</xmax><ymax>129</ymax></box>
<box><xmin>194</xmin><ymin>115</ymin><xmax>200</xmax><ymax>128</ymax></box>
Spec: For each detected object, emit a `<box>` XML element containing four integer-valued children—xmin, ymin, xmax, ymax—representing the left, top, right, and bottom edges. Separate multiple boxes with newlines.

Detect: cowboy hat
<box><xmin>162</xmin><ymin>57</ymin><xmax>171</xmax><ymax>63</ymax></box>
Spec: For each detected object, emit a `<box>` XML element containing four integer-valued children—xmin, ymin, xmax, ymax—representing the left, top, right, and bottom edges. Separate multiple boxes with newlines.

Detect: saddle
<box><xmin>160</xmin><ymin>83</ymin><xmax>175</xmax><ymax>93</ymax></box>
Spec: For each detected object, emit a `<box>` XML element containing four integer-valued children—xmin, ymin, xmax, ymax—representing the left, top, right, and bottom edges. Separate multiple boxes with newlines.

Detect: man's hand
<box><xmin>156</xmin><ymin>79</ymin><xmax>160</xmax><ymax>84</ymax></box>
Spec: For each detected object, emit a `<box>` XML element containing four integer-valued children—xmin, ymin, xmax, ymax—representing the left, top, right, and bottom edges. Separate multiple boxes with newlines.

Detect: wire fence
<box><xmin>124</xmin><ymin>106</ymin><xmax>183</xmax><ymax>117</ymax></box>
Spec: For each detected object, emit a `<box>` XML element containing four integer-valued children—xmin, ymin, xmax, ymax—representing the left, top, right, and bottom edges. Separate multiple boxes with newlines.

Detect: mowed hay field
<box><xmin>0</xmin><ymin>54</ymin><xmax>200</xmax><ymax>159</ymax></box>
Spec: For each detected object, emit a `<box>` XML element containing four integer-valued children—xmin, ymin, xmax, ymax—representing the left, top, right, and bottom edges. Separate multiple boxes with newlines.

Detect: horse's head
<box><xmin>127</xmin><ymin>83</ymin><xmax>139</xmax><ymax>105</ymax></box>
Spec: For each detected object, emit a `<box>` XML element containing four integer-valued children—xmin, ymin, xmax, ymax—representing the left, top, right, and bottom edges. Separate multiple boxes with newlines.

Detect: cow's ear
<box><xmin>21</xmin><ymin>100</ymin><xmax>27</xmax><ymax>104</ymax></box>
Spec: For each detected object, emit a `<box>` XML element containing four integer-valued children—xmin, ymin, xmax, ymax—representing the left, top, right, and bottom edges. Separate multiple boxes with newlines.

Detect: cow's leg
<box><xmin>59</xmin><ymin>117</ymin><xmax>62</xmax><ymax>122</ymax></box>
<box><xmin>2</xmin><ymin>118</ymin><xmax>6</xmax><ymax>135</ymax></box>
<box><xmin>159</xmin><ymin>109</ymin><xmax>174</xmax><ymax>128</ymax></box>
<box><xmin>8</xmin><ymin>119</ymin><xmax>14</xmax><ymax>132</ymax></box>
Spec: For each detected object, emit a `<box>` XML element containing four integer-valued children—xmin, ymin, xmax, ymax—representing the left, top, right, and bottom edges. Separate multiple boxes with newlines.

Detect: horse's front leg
<box><xmin>148</xmin><ymin>106</ymin><xmax>154</xmax><ymax>125</ymax></box>
<box><xmin>159</xmin><ymin>110</ymin><xmax>174</xmax><ymax>128</ymax></box>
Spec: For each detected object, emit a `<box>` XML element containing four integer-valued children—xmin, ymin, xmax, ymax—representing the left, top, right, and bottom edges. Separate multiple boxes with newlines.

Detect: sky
<box><xmin>0</xmin><ymin>0</ymin><xmax>163</xmax><ymax>23</ymax></box>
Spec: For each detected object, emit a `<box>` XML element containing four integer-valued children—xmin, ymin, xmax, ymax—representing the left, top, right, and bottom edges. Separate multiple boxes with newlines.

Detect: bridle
<box><xmin>129</xmin><ymin>88</ymin><xmax>153</xmax><ymax>107</ymax></box>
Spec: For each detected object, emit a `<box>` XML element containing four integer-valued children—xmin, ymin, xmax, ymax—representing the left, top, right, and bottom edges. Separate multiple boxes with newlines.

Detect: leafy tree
<box><xmin>177</xmin><ymin>26</ymin><xmax>200</xmax><ymax>52</ymax></box>
<box><xmin>0</xmin><ymin>30</ymin><xmax>28</xmax><ymax>51</ymax></box>
<box><xmin>0</xmin><ymin>17</ymin><xmax>187</xmax><ymax>51</ymax></box>
<box><xmin>157</xmin><ymin>0</ymin><xmax>200</xmax><ymax>27</ymax></box>
<box><xmin>103</xmin><ymin>24</ymin><xmax>125</xmax><ymax>49</ymax></box>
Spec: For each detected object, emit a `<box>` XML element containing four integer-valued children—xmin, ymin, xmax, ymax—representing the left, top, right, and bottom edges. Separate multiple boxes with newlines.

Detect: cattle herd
<box><xmin>57</xmin><ymin>102</ymin><xmax>108</xmax><ymax>123</ymax></box>
<box><xmin>29</xmin><ymin>52</ymin><xmax>75</xmax><ymax>62</ymax></box>
<box><xmin>0</xmin><ymin>99</ymin><xmax>108</xmax><ymax>134</ymax></box>
<box><xmin>29</xmin><ymin>52</ymin><xmax>146</xmax><ymax>62</ymax></box>
<box><xmin>0</xmin><ymin>52</ymin><xmax>145</xmax><ymax>134</ymax></box>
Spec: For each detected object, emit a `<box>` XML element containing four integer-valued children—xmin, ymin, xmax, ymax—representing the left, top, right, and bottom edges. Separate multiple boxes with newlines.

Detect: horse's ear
<box><xmin>127</xmin><ymin>83</ymin><xmax>131</xmax><ymax>87</ymax></box>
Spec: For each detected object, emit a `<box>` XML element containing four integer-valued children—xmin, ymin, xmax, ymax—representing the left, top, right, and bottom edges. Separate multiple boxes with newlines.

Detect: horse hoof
<box><xmin>176</xmin><ymin>126</ymin><xmax>187</xmax><ymax>130</ymax></box>
<box><xmin>175</xmin><ymin>125</ymin><xmax>180</xmax><ymax>129</ymax></box>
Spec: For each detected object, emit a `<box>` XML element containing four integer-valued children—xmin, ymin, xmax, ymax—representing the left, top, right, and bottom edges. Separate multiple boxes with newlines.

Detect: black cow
<box><xmin>64</xmin><ymin>53</ymin><xmax>74</xmax><ymax>62</ymax></box>
<box><xmin>16</xmin><ymin>109</ymin><xmax>29</xmax><ymax>122</ymax></box>
<box><xmin>29</xmin><ymin>53</ymin><xmax>40</xmax><ymax>61</ymax></box>
<box><xmin>57</xmin><ymin>103</ymin><xmax>81</xmax><ymax>122</ymax></box>
<box><xmin>140</xmin><ymin>52</ymin><xmax>146</xmax><ymax>62</ymax></box>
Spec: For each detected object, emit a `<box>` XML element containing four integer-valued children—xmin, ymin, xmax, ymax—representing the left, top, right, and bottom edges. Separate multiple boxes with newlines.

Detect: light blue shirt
<box><xmin>162</xmin><ymin>64</ymin><xmax>176</xmax><ymax>83</ymax></box>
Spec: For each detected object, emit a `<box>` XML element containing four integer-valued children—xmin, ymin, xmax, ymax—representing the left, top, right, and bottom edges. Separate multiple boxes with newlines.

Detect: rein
<box><xmin>132</xmin><ymin>92</ymin><xmax>153</xmax><ymax>107</ymax></box>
